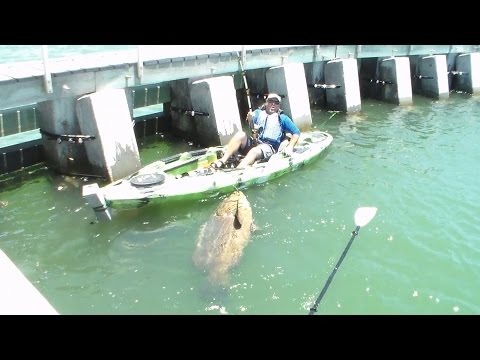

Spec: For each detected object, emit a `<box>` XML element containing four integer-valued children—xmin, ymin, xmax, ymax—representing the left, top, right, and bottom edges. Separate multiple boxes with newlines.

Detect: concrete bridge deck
<box><xmin>0</xmin><ymin>45</ymin><xmax>477</xmax><ymax>110</ymax></box>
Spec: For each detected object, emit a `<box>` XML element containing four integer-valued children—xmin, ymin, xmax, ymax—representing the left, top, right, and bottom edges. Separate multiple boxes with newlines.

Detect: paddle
<box><xmin>308</xmin><ymin>207</ymin><xmax>378</xmax><ymax>315</ymax></box>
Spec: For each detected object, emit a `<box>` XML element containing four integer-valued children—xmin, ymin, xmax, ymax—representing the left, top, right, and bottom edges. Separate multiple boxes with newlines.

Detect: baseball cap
<box><xmin>266</xmin><ymin>93</ymin><xmax>281</xmax><ymax>103</ymax></box>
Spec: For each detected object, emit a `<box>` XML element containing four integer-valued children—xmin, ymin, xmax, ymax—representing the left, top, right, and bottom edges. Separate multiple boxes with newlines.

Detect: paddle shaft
<box><xmin>309</xmin><ymin>225</ymin><xmax>360</xmax><ymax>315</ymax></box>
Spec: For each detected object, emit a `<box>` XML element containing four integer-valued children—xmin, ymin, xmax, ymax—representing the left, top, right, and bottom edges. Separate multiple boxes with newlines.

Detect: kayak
<box><xmin>88</xmin><ymin>130</ymin><xmax>333</xmax><ymax>210</ymax></box>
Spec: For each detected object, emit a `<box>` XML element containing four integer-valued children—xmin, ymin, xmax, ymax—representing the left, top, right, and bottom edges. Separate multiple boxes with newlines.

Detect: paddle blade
<box><xmin>354</xmin><ymin>207</ymin><xmax>377</xmax><ymax>227</ymax></box>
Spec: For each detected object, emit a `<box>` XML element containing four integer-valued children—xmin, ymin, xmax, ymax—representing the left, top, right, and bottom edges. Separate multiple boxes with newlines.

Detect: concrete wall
<box><xmin>379</xmin><ymin>57</ymin><xmax>413</xmax><ymax>105</ymax></box>
<box><xmin>170</xmin><ymin>79</ymin><xmax>198</xmax><ymax>139</ymax></box>
<box><xmin>0</xmin><ymin>249</ymin><xmax>58</xmax><ymax>315</ymax></box>
<box><xmin>419</xmin><ymin>55</ymin><xmax>449</xmax><ymax>99</ymax></box>
<box><xmin>37</xmin><ymin>97</ymin><xmax>92</xmax><ymax>175</ymax></box>
<box><xmin>325</xmin><ymin>58</ymin><xmax>361</xmax><ymax>113</ymax></box>
<box><xmin>455</xmin><ymin>53</ymin><xmax>480</xmax><ymax>93</ymax></box>
<box><xmin>76</xmin><ymin>89</ymin><xmax>141</xmax><ymax>182</ymax></box>
<box><xmin>266</xmin><ymin>63</ymin><xmax>312</xmax><ymax>130</ymax></box>
<box><xmin>191</xmin><ymin>76</ymin><xmax>242</xmax><ymax>146</ymax></box>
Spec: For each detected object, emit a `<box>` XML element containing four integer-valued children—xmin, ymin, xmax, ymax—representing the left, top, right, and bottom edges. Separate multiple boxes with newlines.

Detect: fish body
<box><xmin>193</xmin><ymin>191</ymin><xmax>253</xmax><ymax>286</ymax></box>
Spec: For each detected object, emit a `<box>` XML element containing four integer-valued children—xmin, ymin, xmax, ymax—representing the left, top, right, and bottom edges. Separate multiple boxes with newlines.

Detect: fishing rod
<box><xmin>308</xmin><ymin>207</ymin><xmax>378</xmax><ymax>315</ymax></box>
<box><xmin>237</xmin><ymin>50</ymin><xmax>259</xmax><ymax>144</ymax></box>
<box><xmin>237</xmin><ymin>50</ymin><xmax>253</xmax><ymax>114</ymax></box>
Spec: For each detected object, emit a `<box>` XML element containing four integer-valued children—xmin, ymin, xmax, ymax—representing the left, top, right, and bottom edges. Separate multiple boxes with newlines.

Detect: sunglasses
<box><xmin>267</xmin><ymin>99</ymin><xmax>280</xmax><ymax>105</ymax></box>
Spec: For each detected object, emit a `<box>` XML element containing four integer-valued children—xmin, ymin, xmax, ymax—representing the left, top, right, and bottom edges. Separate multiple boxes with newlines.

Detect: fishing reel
<box><xmin>245</xmin><ymin>111</ymin><xmax>260</xmax><ymax>146</ymax></box>
<box><xmin>251</xmin><ymin>124</ymin><xmax>260</xmax><ymax>146</ymax></box>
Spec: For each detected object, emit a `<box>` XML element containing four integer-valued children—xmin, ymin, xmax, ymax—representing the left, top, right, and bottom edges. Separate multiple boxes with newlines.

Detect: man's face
<box><xmin>265</xmin><ymin>99</ymin><xmax>280</xmax><ymax>114</ymax></box>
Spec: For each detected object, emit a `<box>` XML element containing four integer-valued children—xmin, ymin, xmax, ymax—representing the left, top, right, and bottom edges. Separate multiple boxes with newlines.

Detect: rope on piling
<box><xmin>361</xmin><ymin>78</ymin><xmax>395</xmax><ymax>85</ymax></box>
<box><xmin>170</xmin><ymin>106</ymin><xmax>209</xmax><ymax>117</ymax></box>
<box><xmin>39</xmin><ymin>128</ymin><xmax>96</xmax><ymax>144</ymax></box>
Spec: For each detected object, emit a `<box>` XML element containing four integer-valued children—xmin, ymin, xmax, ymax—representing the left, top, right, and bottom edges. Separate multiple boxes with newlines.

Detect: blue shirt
<box><xmin>252</xmin><ymin>109</ymin><xmax>301</xmax><ymax>150</ymax></box>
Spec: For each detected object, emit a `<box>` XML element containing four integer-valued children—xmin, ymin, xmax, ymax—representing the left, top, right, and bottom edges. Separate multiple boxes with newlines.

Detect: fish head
<box><xmin>216</xmin><ymin>191</ymin><xmax>241</xmax><ymax>216</ymax></box>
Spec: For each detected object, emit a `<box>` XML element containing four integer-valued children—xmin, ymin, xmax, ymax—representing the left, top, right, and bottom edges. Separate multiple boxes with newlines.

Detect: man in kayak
<box><xmin>210</xmin><ymin>93</ymin><xmax>300</xmax><ymax>169</ymax></box>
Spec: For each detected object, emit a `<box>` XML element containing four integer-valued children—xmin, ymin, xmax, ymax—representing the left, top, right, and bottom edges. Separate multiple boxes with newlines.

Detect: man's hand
<box><xmin>281</xmin><ymin>146</ymin><xmax>293</xmax><ymax>157</ymax></box>
<box><xmin>245</xmin><ymin>111</ymin><xmax>253</xmax><ymax>124</ymax></box>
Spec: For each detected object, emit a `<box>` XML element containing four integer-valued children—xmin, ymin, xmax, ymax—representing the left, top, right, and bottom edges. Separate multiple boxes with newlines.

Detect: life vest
<box><xmin>253</xmin><ymin>107</ymin><xmax>287</xmax><ymax>149</ymax></box>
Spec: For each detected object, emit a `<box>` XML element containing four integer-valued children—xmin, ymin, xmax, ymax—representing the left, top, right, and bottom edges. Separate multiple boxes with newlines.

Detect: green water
<box><xmin>1</xmin><ymin>93</ymin><xmax>479</xmax><ymax>315</ymax></box>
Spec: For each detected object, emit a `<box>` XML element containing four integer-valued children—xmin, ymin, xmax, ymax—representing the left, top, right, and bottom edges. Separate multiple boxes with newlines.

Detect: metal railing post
<box><xmin>41</xmin><ymin>45</ymin><xmax>53</xmax><ymax>94</ymax></box>
<box><xmin>137</xmin><ymin>45</ymin><xmax>144</xmax><ymax>80</ymax></box>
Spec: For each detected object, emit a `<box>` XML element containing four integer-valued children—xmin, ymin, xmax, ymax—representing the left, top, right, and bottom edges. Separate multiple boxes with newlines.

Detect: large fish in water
<box><xmin>193</xmin><ymin>190</ymin><xmax>253</xmax><ymax>287</ymax></box>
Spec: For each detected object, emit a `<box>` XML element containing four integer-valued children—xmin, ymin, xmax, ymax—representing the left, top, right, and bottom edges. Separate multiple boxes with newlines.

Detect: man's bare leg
<box><xmin>216</xmin><ymin>131</ymin><xmax>248</xmax><ymax>165</ymax></box>
<box><xmin>236</xmin><ymin>147</ymin><xmax>263</xmax><ymax>169</ymax></box>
